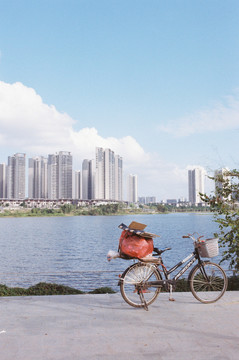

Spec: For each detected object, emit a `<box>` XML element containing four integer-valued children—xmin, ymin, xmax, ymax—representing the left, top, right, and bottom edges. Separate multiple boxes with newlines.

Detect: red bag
<box><xmin>118</xmin><ymin>230</ymin><xmax>154</xmax><ymax>259</ymax></box>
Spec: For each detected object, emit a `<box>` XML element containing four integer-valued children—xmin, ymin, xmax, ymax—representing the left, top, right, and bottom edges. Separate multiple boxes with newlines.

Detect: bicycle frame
<box><xmin>164</xmin><ymin>251</ymin><xmax>199</xmax><ymax>281</ymax></box>
<box><xmin>146</xmin><ymin>249</ymin><xmax>203</xmax><ymax>289</ymax></box>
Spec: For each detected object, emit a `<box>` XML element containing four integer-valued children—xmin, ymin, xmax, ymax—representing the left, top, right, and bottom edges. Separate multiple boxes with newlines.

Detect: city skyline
<box><xmin>0</xmin><ymin>2</ymin><xmax>238</xmax><ymax>199</ymax></box>
<box><xmin>1</xmin><ymin>149</ymin><xmax>226</xmax><ymax>204</ymax></box>
<box><xmin>0</xmin><ymin>148</ymin><xmax>124</xmax><ymax>202</ymax></box>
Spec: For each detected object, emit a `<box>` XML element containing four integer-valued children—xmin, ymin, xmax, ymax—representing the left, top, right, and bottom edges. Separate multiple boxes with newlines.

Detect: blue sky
<box><xmin>0</xmin><ymin>0</ymin><xmax>239</xmax><ymax>200</ymax></box>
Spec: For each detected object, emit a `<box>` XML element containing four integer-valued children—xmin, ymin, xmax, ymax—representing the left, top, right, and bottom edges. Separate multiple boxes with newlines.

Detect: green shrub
<box><xmin>0</xmin><ymin>283</ymin><xmax>84</xmax><ymax>296</ymax></box>
<box><xmin>88</xmin><ymin>287</ymin><xmax>116</xmax><ymax>294</ymax></box>
<box><xmin>27</xmin><ymin>282</ymin><xmax>85</xmax><ymax>295</ymax></box>
<box><xmin>0</xmin><ymin>284</ymin><xmax>27</xmax><ymax>296</ymax></box>
<box><xmin>227</xmin><ymin>275</ymin><xmax>239</xmax><ymax>290</ymax></box>
<box><xmin>0</xmin><ymin>283</ymin><xmax>116</xmax><ymax>296</ymax></box>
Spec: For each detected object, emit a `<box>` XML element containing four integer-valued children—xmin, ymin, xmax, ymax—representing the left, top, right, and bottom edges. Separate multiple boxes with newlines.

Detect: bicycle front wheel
<box><xmin>189</xmin><ymin>262</ymin><xmax>227</xmax><ymax>303</ymax></box>
<box><xmin>120</xmin><ymin>262</ymin><xmax>162</xmax><ymax>308</ymax></box>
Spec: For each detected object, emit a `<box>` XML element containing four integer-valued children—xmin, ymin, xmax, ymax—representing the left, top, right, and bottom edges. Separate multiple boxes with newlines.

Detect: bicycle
<box><xmin>119</xmin><ymin>233</ymin><xmax>228</xmax><ymax>310</ymax></box>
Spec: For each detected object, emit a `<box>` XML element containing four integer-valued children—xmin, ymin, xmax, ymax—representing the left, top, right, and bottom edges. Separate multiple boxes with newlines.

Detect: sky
<box><xmin>0</xmin><ymin>0</ymin><xmax>239</xmax><ymax>200</ymax></box>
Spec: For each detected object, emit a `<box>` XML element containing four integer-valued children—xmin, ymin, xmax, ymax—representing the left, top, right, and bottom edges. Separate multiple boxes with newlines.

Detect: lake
<box><xmin>0</xmin><ymin>213</ymin><xmax>224</xmax><ymax>291</ymax></box>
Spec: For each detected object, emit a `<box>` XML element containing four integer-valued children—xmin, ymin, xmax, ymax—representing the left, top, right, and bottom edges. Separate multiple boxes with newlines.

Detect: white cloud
<box><xmin>0</xmin><ymin>81</ymin><xmax>148</xmax><ymax>163</ymax></box>
<box><xmin>70</xmin><ymin>128</ymin><xmax>149</xmax><ymax>166</ymax></box>
<box><xmin>159</xmin><ymin>92</ymin><xmax>239</xmax><ymax>137</ymax></box>
<box><xmin>0</xmin><ymin>81</ymin><xmax>189</xmax><ymax>199</ymax></box>
<box><xmin>0</xmin><ymin>81</ymin><xmax>74</xmax><ymax>151</ymax></box>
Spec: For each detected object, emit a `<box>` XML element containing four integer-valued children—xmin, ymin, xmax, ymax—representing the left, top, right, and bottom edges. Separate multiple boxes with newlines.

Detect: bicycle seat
<box><xmin>153</xmin><ymin>247</ymin><xmax>171</xmax><ymax>255</ymax></box>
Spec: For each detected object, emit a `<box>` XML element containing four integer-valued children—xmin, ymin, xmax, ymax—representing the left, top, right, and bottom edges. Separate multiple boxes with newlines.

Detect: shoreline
<box><xmin>0</xmin><ymin>209</ymin><xmax>212</xmax><ymax>218</ymax></box>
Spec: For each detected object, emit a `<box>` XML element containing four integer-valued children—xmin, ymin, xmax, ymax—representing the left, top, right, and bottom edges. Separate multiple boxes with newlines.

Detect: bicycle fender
<box><xmin>118</xmin><ymin>263</ymin><xmax>161</xmax><ymax>286</ymax></box>
<box><xmin>118</xmin><ymin>263</ymin><xmax>137</xmax><ymax>285</ymax></box>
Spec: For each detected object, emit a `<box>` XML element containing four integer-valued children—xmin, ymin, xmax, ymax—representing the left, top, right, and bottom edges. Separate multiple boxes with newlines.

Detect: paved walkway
<box><xmin>0</xmin><ymin>291</ymin><xmax>238</xmax><ymax>360</ymax></box>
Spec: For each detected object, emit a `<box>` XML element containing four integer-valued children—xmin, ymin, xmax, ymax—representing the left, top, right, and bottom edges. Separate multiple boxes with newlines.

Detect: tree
<box><xmin>156</xmin><ymin>204</ymin><xmax>167</xmax><ymax>213</ymax></box>
<box><xmin>60</xmin><ymin>204</ymin><xmax>73</xmax><ymax>214</ymax></box>
<box><xmin>201</xmin><ymin>169</ymin><xmax>239</xmax><ymax>272</ymax></box>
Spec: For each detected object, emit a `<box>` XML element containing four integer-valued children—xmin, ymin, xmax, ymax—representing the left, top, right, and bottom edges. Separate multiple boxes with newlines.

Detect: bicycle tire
<box><xmin>189</xmin><ymin>261</ymin><xmax>227</xmax><ymax>303</ymax></box>
<box><xmin>120</xmin><ymin>262</ymin><xmax>162</xmax><ymax>308</ymax></box>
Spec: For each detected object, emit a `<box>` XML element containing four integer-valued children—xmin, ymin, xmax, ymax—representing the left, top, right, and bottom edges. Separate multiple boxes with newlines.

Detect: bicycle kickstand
<box><xmin>138</xmin><ymin>290</ymin><xmax>148</xmax><ymax>311</ymax></box>
<box><xmin>169</xmin><ymin>284</ymin><xmax>175</xmax><ymax>302</ymax></box>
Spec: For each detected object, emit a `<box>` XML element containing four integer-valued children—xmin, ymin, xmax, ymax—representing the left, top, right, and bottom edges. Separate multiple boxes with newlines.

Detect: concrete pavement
<box><xmin>0</xmin><ymin>291</ymin><xmax>239</xmax><ymax>360</ymax></box>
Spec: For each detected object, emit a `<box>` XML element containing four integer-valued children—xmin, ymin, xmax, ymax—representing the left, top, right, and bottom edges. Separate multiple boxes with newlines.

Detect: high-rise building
<box><xmin>48</xmin><ymin>151</ymin><xmax>72</xmax><ymax>199</ymax></box>
<box><xmin>48</xmin><ymin>154</ymin><xmax>58</xmax><ymax>199</ymax></box>
<box><xmin>7</xmin><ymin>153</ymin><xmax>26</xmax><ymax>199</ymax></box>
<box><xmin>214</xmin><ymin>168</ymin><xmax>230</xmax><ymax>191</ymax></box>
<box><xmin>0</xmin><ymin>163</ymin><xmax>7</xmax><ymax>198</ymax></box>
<box><xmin>188</xmin><ymin>167</ymin><xmax>205</xmax><ymax>205</ymax></box>
<box><xmin>115</xmin><ymin>155</ymin><xmax>123</xmax><ymax>201</ymax></box>
<box><xmin>41</xmin><ymin>158</ymin><xmax>48</xmax><ymax>199</ymax></box>
<box><xmin>74</xmin><ymin>170</ymin><xmax>81</xmax><ymax>200</ymax></box>
<box><xmin>214</xmin><ymin>168</ymin><xmax>231</xmax><ymax>200</ymax></box>
<box><xmin>82</xmin><ymin>160</ymin><xmax>88</xmax><ymax>199</ymax></box>
<box><xmin>138</xmin><ymin>196</ymin><xmax>146</xmax><ymax>205</ymax></box>
<box><xmin>28</xmin><ymin>156</ymin><xmax>48</xmax><ymax>198</ymax></box>
<box><xmin>58</xmin><ymin>151</ymin><xmax>72</xmax><ymax>199</ymax></box>
<box><xmin>88</xmin><ymin>159</ymin><xmax>95</xmax><ymax>200</ymax></box>
<box><xmin>146</xmin><ymin>196</ymin><xmax>156</xmax><ymax>204</ymax></box>
<box><xmin>81</xmin><ymin>159</ymin><xmax>95</xmax><ymax>200</ymax></box>
<box><xmin>104</xmin><ymin>148</ymin><xmax>115</xmax><ymax>200</ymax></box>
<box><xmin>95</xmin><ymin>147</ymin><xmax>122</xmax><ymax>201</ymax></box>
<box><xmin>127</xmin><ymin>174</ymin><xmax>138</xmax><ymax>203</ymax></box>
<box><xmin>95</xmin><ymin>147</ymin><xmax>105</xmax><ymax>200</ymax></box>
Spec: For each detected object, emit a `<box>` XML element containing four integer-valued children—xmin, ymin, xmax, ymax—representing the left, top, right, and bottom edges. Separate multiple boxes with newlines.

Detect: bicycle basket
<box><xmin>196</xmin><ymin>238</ymin><xmax>219</xmax><ymax>258</ymax></box>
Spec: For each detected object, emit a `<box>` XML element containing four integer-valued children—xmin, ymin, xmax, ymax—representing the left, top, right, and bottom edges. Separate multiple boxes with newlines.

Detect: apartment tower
<box><xmin>115</xmin><ymin>155</ymin><xmax>123</xmax><ymax>201</ymax></box>
<box><xmin>95</xmin><ymin>147</ymin><xmax>122</xmax><ymax>201</ymax></box>
<box><xmin>48</xmin><ymin>151</ymin><xmax>72</xmax><ymax>199</ymax></box>
<box><xmin>82</xmin><ymin>159</ymin><xmax>95</xmax><ymax>200</ymax></box>
<box><xmin>74</xmin><ymin>170</ymin><xmax>81</xmax><ymax>199</ymax></box>
<box><xmin>28</xmin><ymin>156</ymin><xmax>48</xmax><ymax>198</ymax></box>
<box><xmin>214</xmin><ymin>167</ymin><xmax>231</xmax><ymax>200</ymax></box>
<box><xmin>95</xmin><ymin>147</ymin><xmax>105</xmax><ymax>199</ymax></box>
<box><xmin>7</xmin><ymin>153</ymin><xmax>26</xmax><ymax>199</ymax></box>
<box><xmin>188</xmin><ymin>167</ymin><xmax>205</xmax><ymax>205</ymax></box>
<box><xmin>0</xmin><ymin>163</ymin><xmax>7</xmax><ymax>198</ymax></box>
<box><xmin>127</xmin><ymin>174</ymin><xmax>138</xmax><ymax>203</ymax></box>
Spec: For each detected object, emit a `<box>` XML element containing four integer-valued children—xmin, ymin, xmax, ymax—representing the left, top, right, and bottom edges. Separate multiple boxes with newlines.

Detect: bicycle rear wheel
<box><xmin>189</xmin><ymin>262</ymin><xmax>227</xmax><ymax>303</ymax></box>
<box><xmin>120</xmin><ymin>262</ymin><xmax>161</xmax><ymax>308</ymax></box>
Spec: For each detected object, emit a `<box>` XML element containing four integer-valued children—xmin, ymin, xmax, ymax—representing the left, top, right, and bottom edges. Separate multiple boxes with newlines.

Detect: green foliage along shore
<box><xmin>0</xmin><ymin>282</ymin><xmax>116</xmax><ymax>296</ymax></box>
<box><xmin>0</xmin><ymin>203</ymin><xmax>129</xmax><ymax>217</ymax></box>
<box><xmin>0</xmin><ymin>202</ymin><xmax>210</xmax><ymax>218</ymax></box>
<box><xmin>0</xmin><ymin>276</ymin><xmax>238</xmax><ymax>297</ymax></box>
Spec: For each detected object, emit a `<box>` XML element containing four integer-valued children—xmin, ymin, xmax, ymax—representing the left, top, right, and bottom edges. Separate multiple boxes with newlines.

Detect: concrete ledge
<box><xmin>0</xmin><ymin>291</ymin><xmax>239</xmax><ymax>360</ymax></box>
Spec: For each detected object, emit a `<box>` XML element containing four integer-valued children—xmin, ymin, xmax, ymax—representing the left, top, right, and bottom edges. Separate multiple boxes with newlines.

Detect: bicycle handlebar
<box><xmin>182</xmin><ymin>233</ymin><xmax>204</xmax><ymax>242</ymax></box>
